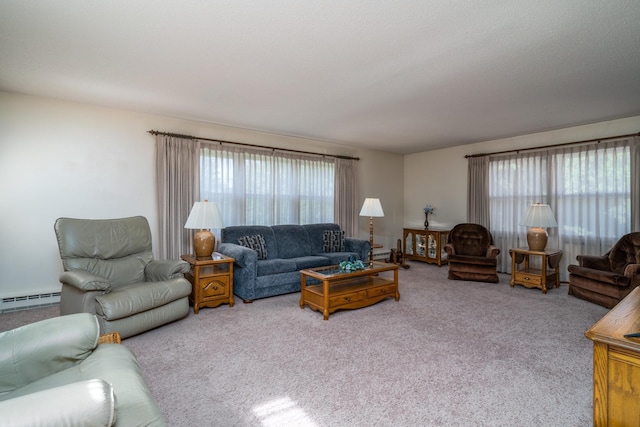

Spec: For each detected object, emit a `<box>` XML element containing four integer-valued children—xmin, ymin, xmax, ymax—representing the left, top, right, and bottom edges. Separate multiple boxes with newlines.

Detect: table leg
<box><xmin>299</xmin><ymin>274</ymin><xmax>306</xmax><ymax>309</ymax></box>
<box><xmin>541</xmin><ymin>254</ymin><xmax>548</xmax><ymax>294</ymax></box>
<box><xmin>323</xmin><ymin>279</ymin><xmax>330</xmax><ymax>320</ymax></box>
<box><xmin>394</xmin><ymin>268</ymin><xmax>400</xmax><ymax>301</ymax></box>
<box><xmin>510</xmin><ymin>251</ymin><xmax>516</xmax><ymax>288</ymax></box>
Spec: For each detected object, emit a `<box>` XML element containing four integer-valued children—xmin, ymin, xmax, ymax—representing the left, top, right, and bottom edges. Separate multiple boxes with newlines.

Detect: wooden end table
<box><xmin>181</xmin><ymin>253</ymin><xmax>234</xmax><ymax>314</ymax></box>
<box><xmin>509</xmin><ymin>247</ymin><xmax>563</xmax><ymax>294</ymax></box>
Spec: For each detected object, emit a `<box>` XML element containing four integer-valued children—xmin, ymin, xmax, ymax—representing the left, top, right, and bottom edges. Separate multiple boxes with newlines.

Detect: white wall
<box><xmin>0</xmin><ymin>92</ymin><xmax>403</xmax><ymax>299</ymax></box>
<box><xmin>404</xmin><ymin>115</ymin><xmax>640</xmax><ymax>230</ymax></box>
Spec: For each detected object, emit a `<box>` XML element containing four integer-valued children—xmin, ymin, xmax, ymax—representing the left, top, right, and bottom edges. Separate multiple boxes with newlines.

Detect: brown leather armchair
<box><xmin>568</xmin><ymin>232</ymin><xmax>640</xmax><ymax>308</ymax></box>
<box><xmin>444</xmin><ymin>223</ymin><xmax>500</xmax><ymax>283</ymax></box>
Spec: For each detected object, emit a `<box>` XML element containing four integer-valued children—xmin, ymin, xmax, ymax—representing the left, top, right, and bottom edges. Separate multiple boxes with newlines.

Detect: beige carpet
<box><xmin>0</xmin><ymin>261</ymin><xmax>608</xmax><ymax>426</ymax></box>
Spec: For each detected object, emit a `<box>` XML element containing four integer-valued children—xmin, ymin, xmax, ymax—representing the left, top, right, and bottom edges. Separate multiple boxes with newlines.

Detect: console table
<box><xmin>585</xmin><ymin>286</ymin><xmax>640</xmax><ymax>426</ymax></box>
<box><xmin>403</xmin><ymin>228</ymin><xmax>449</xmax><ymax>266</ymax></box>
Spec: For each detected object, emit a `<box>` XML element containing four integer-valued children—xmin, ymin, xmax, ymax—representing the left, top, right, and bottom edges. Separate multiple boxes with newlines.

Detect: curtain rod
<box><xmin>464</xmin><ymin>132</ymin><xmax>640</xmax><ymax>158</ymax></box>
<box><xmin>148</xmin><ymin>130</ymin><xmax>360</xmax><ymax>161</ymax></box>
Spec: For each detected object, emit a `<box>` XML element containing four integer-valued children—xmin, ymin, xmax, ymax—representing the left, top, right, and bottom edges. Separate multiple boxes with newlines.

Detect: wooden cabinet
<box><xmin>509</xmin><ymin>248</ymin><xmax>562</xmax><ymax>294</ymax></box>
<box><xmin>585</xmin><ymin>287</ymin><xmax>640</xmax><ymax>426</ymax></box>
<box><xmin>181</xmin><ymin>253</ymin><xmax>234</xmax><ymax>314</ymax></box>
<box><xmin>403</xmin><ymin>228</ymin><xmax>449</xmax><ymax>266</ymax></box>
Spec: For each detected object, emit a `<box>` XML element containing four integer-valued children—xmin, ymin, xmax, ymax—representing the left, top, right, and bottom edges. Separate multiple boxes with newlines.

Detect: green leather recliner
<box><xmin>0</xmin><ymin>313</ymin><xmax>166</xmax><ymax>426</ymax></box>
<box><xmin>54</xmin><ymin>216</ymin><xmax>191</xmax><ymax>339</ymax></box>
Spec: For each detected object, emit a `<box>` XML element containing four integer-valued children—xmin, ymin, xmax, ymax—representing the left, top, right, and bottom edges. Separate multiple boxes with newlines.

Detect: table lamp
<box><xmin>184</xmin><ymin>200</ymin><xmax>224</xmax><ymax>258</ymax></box>
<box><xmin>359</xmin><ymin>198</ymin><xmax>384</xmax><ymax>260</ymax></box>
<box><xmin>519</xmin><ymin>203</ymin><xmax>558</xmax><ymax>251</ymax></box>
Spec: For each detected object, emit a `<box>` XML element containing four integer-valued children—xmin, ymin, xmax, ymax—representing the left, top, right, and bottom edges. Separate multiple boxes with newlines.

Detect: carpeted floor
<box><xmin>0</xmin><ymin>261</ymin><xmax>608</xmax><ymax>426</ymax></box>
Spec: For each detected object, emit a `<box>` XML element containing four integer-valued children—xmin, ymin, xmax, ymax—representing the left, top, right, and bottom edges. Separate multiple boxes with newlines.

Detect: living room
<box><xmin>2</xmin><ymin>2</ymin><xmax>640</xmax><ymax>426</ymax></box>
<box><xmin>2</xmin><ymin>93</ymin><xmax>639</xmax><ymax>305</ymax></box>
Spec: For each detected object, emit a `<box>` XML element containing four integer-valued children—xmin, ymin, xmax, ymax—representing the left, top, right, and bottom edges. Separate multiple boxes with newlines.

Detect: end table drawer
<box><xmin>202</xmin><ymin>277</ymin><xmax>230</xmax><ymax>298</ymax></box>
<box><xmin>514</xmin><ymin>272</ymin><xmax>542</xmax><ymax>286</ymax></box>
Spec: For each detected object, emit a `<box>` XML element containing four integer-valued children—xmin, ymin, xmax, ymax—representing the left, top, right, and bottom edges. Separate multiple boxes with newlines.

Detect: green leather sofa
<box><xmin>0</xmin><ymin>313</ymin><xmax>165</xmax><ymax>426</ymax></box>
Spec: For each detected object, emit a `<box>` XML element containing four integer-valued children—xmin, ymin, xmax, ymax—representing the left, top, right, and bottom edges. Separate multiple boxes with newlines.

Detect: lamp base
<box><xmin>527</xmin><ymin>227</ymin><xmax>548</xmax><ymax>251</ymax></box>
<box><xmin>193</xmin><ymin>229</ymin><xmax>215</xmax><ymax>258</ymax></box>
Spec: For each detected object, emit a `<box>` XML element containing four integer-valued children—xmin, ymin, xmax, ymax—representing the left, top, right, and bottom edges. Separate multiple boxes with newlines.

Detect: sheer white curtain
<box><xmin>199</xmin><ymin>143</ymin><xmax>336</xmax><ymax>226</ymax></box>
<box><xmin>467</xmin><ymin>156</ymin><xmax>490</xmax><ymax>227</ymax></box>
<box><xmin>334</xmin><ymin>158</ymin><xmax>359</xmax><ymax>236</ymax></box>
<box><xmin>488</xmin><ymin>137</ymin><xmax>635</xmax><ymax>280</ymax></box>
<box><xmin>154</xmin><ymin>135</ymin><xmax>199</xmax><ymax>259</ymax></box>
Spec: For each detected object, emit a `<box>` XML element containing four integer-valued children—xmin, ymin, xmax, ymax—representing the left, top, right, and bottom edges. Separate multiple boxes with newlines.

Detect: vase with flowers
<box><xmin>423</xmin><ymin>205</ymin><xmax>435</xmax><ymax>229</ymax></box>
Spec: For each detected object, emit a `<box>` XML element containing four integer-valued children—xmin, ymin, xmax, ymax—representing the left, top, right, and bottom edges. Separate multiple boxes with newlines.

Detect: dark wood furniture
<box><xmin>585</xmin><ymin>286</ymin><xmax>640</xmax><ymax>426</ymax></box>
<box><xmin>568</xmin><ymin>232</ymin><xmax>640</xmax><ymax>308</ymax></box>
<box><xmin>181</xmin><ymin>253</ymin><xmax>234</xmax><ymax>314</ymax></box>
<box><xmin>299</xmin><ymin>261</ymin><xmax>399</xmax><ymax>320</ymax></box>
<box><xmin>444</xmin><ymin>223</ymin><xmax>500</xmax><ymax>283</ymax></box>
<box><xmin>403</xmin><ymin>228</ymin><xmax>449</xmax><ymax>266</ymax></box>
<box><xmin>509</xmin><ymin>247</ymin><xmax>562</xmax><ymax>294</ymax></box>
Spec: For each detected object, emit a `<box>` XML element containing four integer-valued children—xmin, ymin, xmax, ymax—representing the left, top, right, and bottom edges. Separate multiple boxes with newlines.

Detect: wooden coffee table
<box><xmin>299</xmin><ymin>261</ymin><xmax>399</xmax><ymax>320</ymax></box>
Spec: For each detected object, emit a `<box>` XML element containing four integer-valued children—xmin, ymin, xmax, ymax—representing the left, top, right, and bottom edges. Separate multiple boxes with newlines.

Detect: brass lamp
<box><xmin>519</xmin><ymin>203</ymin><xmax>558</xmax><ymax>251</ymax></box>
<box><xmin>184</xmin><ymin>200</ymin><xmax>224</xmax><ymax>258</ymax></box>
<box><xmin>359</xmin><ymin>198</ymin><xmax>385</xmax><ymax>261</ymax></box>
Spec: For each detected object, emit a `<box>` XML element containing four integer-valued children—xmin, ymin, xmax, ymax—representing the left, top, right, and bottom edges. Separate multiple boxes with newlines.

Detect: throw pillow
<box><xmin>238</xmin><ymin>235</ymin><xmax>268</xmax><ymax>260</ymax></box>
<box><xmin>323</xmin><ymin>230</ymin><xmax>345</xmax><ymax>253</ymax></box>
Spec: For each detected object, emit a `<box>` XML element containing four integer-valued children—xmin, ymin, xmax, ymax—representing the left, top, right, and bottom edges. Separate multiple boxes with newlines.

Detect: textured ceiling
<box><xmin>1</xmin><ymin>1</ymin><xmax>640</xmax><ymax>154</ymax></box>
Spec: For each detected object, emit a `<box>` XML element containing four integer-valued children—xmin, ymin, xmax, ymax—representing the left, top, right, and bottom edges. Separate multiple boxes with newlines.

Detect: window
<box><xmin>200</xmin><ymin>144</ymin><xmax>335</xmax><ymax>226</ymax></box>
<box><xmin>487</xmin><ymin>138</ymin><xmax>633</xmax><ymax>278</ymax></box>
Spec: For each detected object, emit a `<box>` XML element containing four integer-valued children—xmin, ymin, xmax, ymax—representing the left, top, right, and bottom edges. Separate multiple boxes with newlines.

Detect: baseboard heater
<box><xmin>1</xmin><ymin>292</ymin><xmax>61</xmax><ymax>313</ymax></box>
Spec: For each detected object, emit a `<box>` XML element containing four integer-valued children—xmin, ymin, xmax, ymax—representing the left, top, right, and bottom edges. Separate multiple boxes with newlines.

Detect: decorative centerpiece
<box><xmin>339</xmin><ymin>255</ymin><xmax>366</xmax><ymax>272</ymax></box>
<box><xmin>423</xmin><ymin>204</ymin><xmax>435</xmax><ymax>229</ymax></box>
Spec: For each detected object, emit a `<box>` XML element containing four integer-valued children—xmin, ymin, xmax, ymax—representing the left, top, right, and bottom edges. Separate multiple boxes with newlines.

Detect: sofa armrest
<box><xmin>344</xmin><ymin>237</ymin><xmax>371</xmax><ymax>262</ymax></box>
<box><xmin>59</xmin><ymin>269</ymin><xmax>111</xmax><ymax>292</ymax></box>
<box><xmin>486</xmin><ymin>245</ymin><xmax>500</xmax><ymax>258</ymax></box>
<box><xmin>218</xmin><ymin>243</ymin><xmax>257</xmax><ymax>268</ymax></box>
<box><xmin>444</xmin><ymin>243</ymin><xmax>455</xmax><ymax>256</ymax></box>
<box><xmin>0</xmin><ymin>379</ymin><xmax>116</xmax><ymax>427</ymax></box>
<box><xmin>625</xmin><ymin>263</ymin><xmax>640</xmax><ymax>278</ymax></box>
<box><xmin>145</xmin><ymin>259</ymin><xmax>190</xmax><ymax>281</ymax></box>
<box><xmin>0</xmin><ymin>313</ymin><xmax>99</xmax><ymax>392</ymax></box>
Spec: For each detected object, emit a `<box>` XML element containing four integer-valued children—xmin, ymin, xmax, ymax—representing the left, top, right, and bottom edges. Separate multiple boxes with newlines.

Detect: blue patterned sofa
<box><xmin>217</xmin><ymin>223</ymin><xmax>370</xmax><ymax>302</ymax></box>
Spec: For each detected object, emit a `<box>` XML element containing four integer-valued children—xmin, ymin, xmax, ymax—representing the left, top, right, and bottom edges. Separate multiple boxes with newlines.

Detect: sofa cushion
<box><xmin>609</xmin><ymin>232</ymin><xmax>640</xmax><ymax>274</ymax></box>
<box><xmin>8</xmin><ymin>345</ymin><xmax>165</xmax><ymax>426</ymax></box>
<box><xmin>222</xmin><ymin>226</ymin><xmax>278</xmax><ymax>259</ymax></box>
<box><xmin>568</xmin><ymin>265</ymin><xmax>630</xmax><ymax>287</ymax></box>
<box><xmin>303</xmin><ymin>223</ymin><xmax>341</xmax><ymax>254</ymax></box>
<box><xmin>323</xmin><ymin>230</ymin><xmax>345</xmax><ymax>252</ymax></box>
<box><xmin>95</xmin><ymin>279</ymin><xmax>192</xmax><ymax>321</ymax></box>
<box><xmin>257</xmin><ymin>259</ymin><xmax>297</xmax><ymax>276</ymax></box>
<box><xmin>291</xmin><ymin>256</ymin><xmax>332</xmax><ymax>270</ymax></box>
<box><xmin>272</xmin><ymin>225</ymin><xmax>312</xmax><ymax>259</ymax></box>
<box><xmin>238</xmin><ymin>235</ymin><xmax>268</xmax><ymax>260</ymax></box>
<box><xmin>320</xmin><ymin>251</ymin><xmax>361</xmax><ymax>265</ymax></box>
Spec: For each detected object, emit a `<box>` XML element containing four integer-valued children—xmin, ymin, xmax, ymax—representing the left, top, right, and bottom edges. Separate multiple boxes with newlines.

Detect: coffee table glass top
<box><xmin>302</xmin><ymin>261</ymin><xmax>395</xmax><ymax>278</ymax></box>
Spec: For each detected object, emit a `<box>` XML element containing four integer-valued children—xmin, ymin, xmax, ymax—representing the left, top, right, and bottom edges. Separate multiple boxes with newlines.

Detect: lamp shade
<box><xmin>184</xmin><ymin>201</ymin><xmax>224</xmax><ymax>230</ymax></box>
<box><xmin>519</xmin><ymin>203</ymin><xmax>558</xmax><ymax>228</ymax></box>
<box><xmin>359</xmin><ymin>198</ymin><xmax>385</xmax><ymax>217</ymax></box>
<box><xmin>184</xmin><ymin>200</ymin><xmax>224</xmax><ymax>258</ymax></box>
<box><xmin>520</xmin><ymin>203</ymin><xmax>557</xmax><ymax>251</ymax></box>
